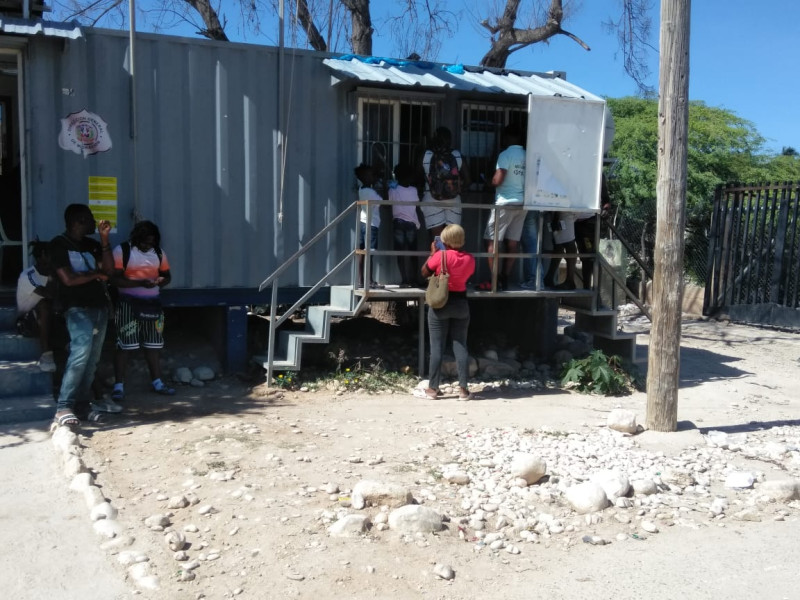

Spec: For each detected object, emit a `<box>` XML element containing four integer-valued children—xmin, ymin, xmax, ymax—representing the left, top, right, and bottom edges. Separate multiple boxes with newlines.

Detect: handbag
<box><xmin>124</xmin><ymin>296</ymin><xmax>163</xmax><ymax>321</ymax></box>
<box><xmin>425</xmin><ymin>250</ymin><xmax>450</xmax><ymax>309</ymax></box>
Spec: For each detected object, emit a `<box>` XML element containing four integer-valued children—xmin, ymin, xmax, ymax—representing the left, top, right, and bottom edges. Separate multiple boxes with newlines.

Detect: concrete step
<box><xmin>0</xmin><ymin>305</ymin><xmax>16</xmax><ymax>330</ymax></box>
<box><xmin>0</xmin><ymin>360</ymin><xmax>54</xmax><ymax>398</ymax></box>
<box><xmin>0</xmin><ymin>332</ymin><xmax>42</xmax><ymax>362</ymax></box>
<box><xmin>0</xmin><ymin>394</ymin><xmax>55</xmax><ymax>425</ymax></box>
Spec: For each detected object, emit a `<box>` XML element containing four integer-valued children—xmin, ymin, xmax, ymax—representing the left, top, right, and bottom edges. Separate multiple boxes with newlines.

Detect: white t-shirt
<box><xmin>495</xmin><ymin>145</ymin><xmax>526</xmax><ymax>205</ymax></box>
<box><xmin>16</xmin><ymin>265</ymin><xmax>49</xmax><ymax>315</ymax></box>
<box><xmin>359</xmin><ymin>186</ymin><xmax>382</xmax><ymax>227</ymax></box>
<box><xmin>389</xmin><ymin>185</ymin><xmax>420</xmax><ymax>228</ymax></box>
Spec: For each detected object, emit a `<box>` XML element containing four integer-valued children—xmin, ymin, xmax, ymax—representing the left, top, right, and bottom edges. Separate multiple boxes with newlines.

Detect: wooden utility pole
<box><xmin>646</xmin><ymin>0</ymin><xmax>691</xmax><ymax>432</ymax></box>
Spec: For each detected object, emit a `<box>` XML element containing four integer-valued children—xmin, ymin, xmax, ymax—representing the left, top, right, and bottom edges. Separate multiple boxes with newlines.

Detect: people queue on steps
<box><xmin>355</xmin><ymin>124</ymin><xmax>606</xmax><ymax>291</ymax></box>
<box><xmin>15</xmin><ymin>204</ymin><xmax>174</xmax><ymax>431</ymax></box>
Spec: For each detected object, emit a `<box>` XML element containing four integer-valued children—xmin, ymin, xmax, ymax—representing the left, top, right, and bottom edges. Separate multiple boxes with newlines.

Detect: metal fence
<box><xmin>705</xmin><ymin>182</ymin><xmax>800</xmax><ymax>325</ymax></box>
<box><xmin>606</xmin><ymin>197</ymin><xmax>710</xmax><ymax>289</ymax></box>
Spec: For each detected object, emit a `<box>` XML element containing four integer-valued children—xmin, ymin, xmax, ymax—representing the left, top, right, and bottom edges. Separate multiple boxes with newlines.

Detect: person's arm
<box><xmin>491</xmin><ymin>167</ymin><xmax>506</xmax><ymax>188</ymax></box>
<box><xmin>421</xmin><ymin>243</ymin><xmax>439</xmax><ymax>278</ymax></box>
<box><xmin>156</xmin><ymin>269</ymin><xmax>171</xmax><ymax>288</ymax></box>
<box><xmin>98</xmin><ymin>220</ymin><xmax>114</xmax><ymax>275</ymax></box>
<box><xmin>111</xmin><ymin>269</ymin><xmax>159</xmax><ymax>289</ymax></box>
<box><xmin>55</xmin><ymin>266</ymin><xmax>108</xmax><ymax>287</ymax></box>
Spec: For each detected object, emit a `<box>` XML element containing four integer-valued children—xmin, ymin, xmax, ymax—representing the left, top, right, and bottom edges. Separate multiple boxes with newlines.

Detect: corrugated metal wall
<box><xmin>24</xmin><ymin>29</ymin><xmax>347</xmax><ymax>291</ymax></box>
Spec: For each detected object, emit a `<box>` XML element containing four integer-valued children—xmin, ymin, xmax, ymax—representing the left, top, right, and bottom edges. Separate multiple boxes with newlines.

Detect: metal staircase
<box><xmin>254</xmin><ymin>201</ymin><xmax>653</xmax><ymax>382</ymax></box>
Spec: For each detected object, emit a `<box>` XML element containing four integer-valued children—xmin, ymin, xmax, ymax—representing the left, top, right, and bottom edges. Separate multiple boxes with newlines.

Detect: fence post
<box><xmin>770</xmin><ymin>182</ymin><xmax>791</xmax><ymax>305</ymax></box>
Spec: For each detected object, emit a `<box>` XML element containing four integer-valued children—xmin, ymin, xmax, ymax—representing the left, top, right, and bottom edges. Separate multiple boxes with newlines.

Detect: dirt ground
<box><xmin>10</xmin><ymin>314</ymin><xmax>800</xmax><ymax>599</ymax></box>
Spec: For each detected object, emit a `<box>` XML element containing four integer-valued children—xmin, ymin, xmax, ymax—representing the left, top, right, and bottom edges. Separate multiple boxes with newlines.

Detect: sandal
<box><xmin>152</xmin><ymin>384</ymin><xmax>176</xmax><ymax>396</ymax></box>
<box><xmin>475</xmin><ymin>281</ymin><xmax>493</xmax><ymax>291</ymax></box>
<box><xmin>54</xmin><ymin>412</ymin><xmax>80</xmax><ymax>429</ymax></box>
<box><xmin>412</xmin><ymin>388</ymin><xmax>440</xmax><ymax>399</ymax></box>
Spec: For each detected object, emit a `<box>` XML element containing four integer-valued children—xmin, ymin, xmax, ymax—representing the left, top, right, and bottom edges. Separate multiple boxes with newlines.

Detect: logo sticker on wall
<box><xmin>58</xmin><ymin>109</ymin><xmax>112</xmax><ymax>157</ymax></box>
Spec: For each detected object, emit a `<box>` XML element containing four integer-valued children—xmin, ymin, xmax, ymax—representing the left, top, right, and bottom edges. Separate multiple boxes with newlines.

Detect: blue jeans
<box><xmin>393</xmin><ymin>219</ymin><xmax>418</xmax><ymax>284</ymax></box>
<box><xmin>427</xmin><ymin>295</ymin><xmax>470</xmax><ymax>389</ymax></box>
<box><xmin>56</xmin><ymin>306</ymin><xmax>108</xmax><ymax>414</ymax></box>
<box><xmin>521</xmin><ymin>210</ymin><xmax>540</xmax><ymax>283</ymax></box>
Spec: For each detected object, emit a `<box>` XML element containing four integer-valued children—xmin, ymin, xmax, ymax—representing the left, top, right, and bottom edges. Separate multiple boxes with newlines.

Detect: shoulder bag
<box><xmin>425</xmin><ymin>250</ymin><xmax>449</xmax><ymax>309</ymax></box>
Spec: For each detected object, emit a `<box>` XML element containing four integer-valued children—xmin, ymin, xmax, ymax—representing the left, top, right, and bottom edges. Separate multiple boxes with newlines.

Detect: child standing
<box><xmin>389</xmin><ymin>163</ymin><xmax>421</xmax><ymax>287</ymax></box>
<box><xmin>16</xmin><ymin>241</ymin><xmax>57</xmax><ymax>372</ymax></box>
<box><xmin>356</xmin><ymin>163</ymin><xmax>384</xmax><ymax>289</ymax></box>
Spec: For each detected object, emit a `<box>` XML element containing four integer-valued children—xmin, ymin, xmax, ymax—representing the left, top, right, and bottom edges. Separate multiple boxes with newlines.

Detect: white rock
<box><xmin>591</xmin><ymin>470</ymin><xmax>631</xmax><ymax>500</ymax></box>
<box><xmin>192</xmin><ymin>366</ymin><xmax>216</xmax><ymax>381</ymax></box>
<box><xmin>641</xmin><ymin>520</ymin><xmax>659</xmax><ymax>533</ymax></box>
<box><xmin>90</xmin><ymin>502</ymin><xmax>118</xmax><ymax>521</ymax></box>
<box><xmin>631</xmin><ymin>479</ymin><xmax>658</xmax><ymax>495</ymax></box>
<box><xmin>565</xmin><ymin>482</ymin><xmax>609</xmax><ymax>514</ymax></box>
<box><xmin>84</xmin><ymin>485</ymin><xmax>106</xmax><ymax>509</ymax></box>
<box><xmin>173</xmin><ymin>367</ymin><xmax>193</xmax><ymax>383</ymax></box>
<box><xmin>388</xmin><ymin>505</ymin><xmax>443</xmax><ymax>533</ymax></box>
<box><xmin>197</xmin><ymin>504</ymin><xmax>218</xmax><ymax>515</ymax></box>
<box><xmin>328</xmin><ymin>514</ymin><xmax>371</xmax><ymax>537</ymax></box>
<box><xmin>63</xmin><ymin>455</ymin><xmax>85</xmax><ymax>479</ymax></box>
<box><xmin>725</xmin><ymin>471</ymin><xmax>755</xmax><ymax>489</ymax></box>
<box><xmin>51</xmin><ymin>427</ymin><xmax>80</xmax><ymax>454</ymax></box>
<box><xmin>433</xmin><ymin>563</ymin><xmax>455</xmax><ymax>580</ymax></box>
<box><xmin>117</xmin><ymin>551</ymin><xmax>149</xmax><ymax>566</ymax></box>
<box><xmin>509</xmin><ymin>453</ymin><xmax>547</xmax><ymax>485</ymax></box>
<box><xmin>351</xmin><ymin>480</ymin><xmax>413</xmax><ymax>510</ymax></box>
<box><xmin>93</xmin><ymin>519</ymin><xmax>124</xmax><ymax>539</ymax></box>
<box><xmin>710</xmin><ymin>497</ymin><xmax>728</xmax><ymax>516</ymax></box>
<box><xmin>757</xmin><ymin>480</ymin><xmax>798</xmax><ymax>502</ymax></box>
<box><xmin>129</xmin><ymin>562</ymin><xmax>160</xmax><ymax>590</ymax></box>
<box><xmin>69</xmin><ymin>472</ymin><xmax>94</xmax><ymax>492</ymax></box>
<box><xmin>607</xmin><ymin>409</ymin><xmax>638</xmax><ymax>434</ymax></box>
<box><xmin>165</xmin><ymin>530</ymin><xmax>187</xmax><ymax>551</ymax></box>
<box><xmin>144</xmin><ymin>514</ymin><xmax>171</xmax><ymax>527</ymax></box>
<box><xmin>167</xmin><ymin>495</ymin><xmax>189</xmax><ymax>509</ymax></box>
<box><xmin>99</xmin><ymin>535</ymin><xmax>135</xmax><ymax>553</ymax></box>
<box><xmin>443</xmin><ymin>471</ymin><xmax>471</xmax><ymax>485</ymax></box>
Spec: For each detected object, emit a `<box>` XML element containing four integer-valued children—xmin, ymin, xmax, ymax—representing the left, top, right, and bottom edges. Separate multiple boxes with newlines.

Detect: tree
<box><xmin>53</xmin><ymin>0</ymin><xmax>655</xmax><ymax>78</ymax></box>
<box><xmin>646</xmin><ymin>0</ymin><xmax>691</xmax><ymax>433</ymax></box>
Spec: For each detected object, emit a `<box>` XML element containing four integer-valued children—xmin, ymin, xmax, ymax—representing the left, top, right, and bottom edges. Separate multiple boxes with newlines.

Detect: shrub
<box><xmin>560</xmin><ymin>350</ymin><xmax>637</xmax><ymax>396</ymax></box>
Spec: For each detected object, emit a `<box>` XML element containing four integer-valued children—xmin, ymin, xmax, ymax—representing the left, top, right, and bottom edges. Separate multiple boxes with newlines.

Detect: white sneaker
<box><xmin>91</xmin><ymin>398</ymin><xmax>123</xmax><ymax>414</ymax></box>
<box><xmin>38</xmin><ymin>351</ymin><xmax>56</xmax><ymax>373</ymax></box>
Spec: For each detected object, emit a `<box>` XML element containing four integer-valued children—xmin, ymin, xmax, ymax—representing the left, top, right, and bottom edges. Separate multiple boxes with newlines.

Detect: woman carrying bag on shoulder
<box><xmin>420</xmin><ymin>224</ymin><xmax>475</xmax><ymax>400</ymax></box>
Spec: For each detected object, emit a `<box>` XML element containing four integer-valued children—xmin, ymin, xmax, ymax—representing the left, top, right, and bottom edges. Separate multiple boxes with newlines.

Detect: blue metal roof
<box><xmin>0</xmin><ymin>16</ymin><xmax>83</xmax><ymax>39</ymax></box>
<box><xmin>322</xmin><ymin>56</ymin><xmax>603</xmax><ymax>101</ymax></box>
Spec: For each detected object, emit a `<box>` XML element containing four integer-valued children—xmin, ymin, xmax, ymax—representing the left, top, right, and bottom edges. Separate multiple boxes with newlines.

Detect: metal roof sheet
<box><xmin>322</xmin><ymin>56</ymin><xmax>602</xmax><ymax>101</ymax></box>
<box><xmin>0</xmin><ymin>16</ymin><xmax>83</xmax><ymax>39</ymax></box>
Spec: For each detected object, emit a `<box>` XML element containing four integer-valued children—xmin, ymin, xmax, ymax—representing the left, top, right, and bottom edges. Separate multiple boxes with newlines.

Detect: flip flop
<box><xmin>412</xmin><ymin>388</ymin><xmax>440</xmax><ymax>399</ymax></box>
<box><xmin>475</xmin><ymin>281</ymin><xmax>493</xmax><ymax>291</ymax></box>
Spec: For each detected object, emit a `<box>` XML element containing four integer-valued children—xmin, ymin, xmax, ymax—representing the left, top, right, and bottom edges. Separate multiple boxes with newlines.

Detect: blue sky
<box><xmin>64</xmin><ymin>1</ymin><xmax>796</xmax><ymax>154</ymax></box>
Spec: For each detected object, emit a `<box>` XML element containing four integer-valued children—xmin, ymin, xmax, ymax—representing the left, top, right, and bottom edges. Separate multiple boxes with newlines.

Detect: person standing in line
<box><xmin>389</xmin><ymin>163</ymin><xmax>421</xmax><ymax>287</ymax></box>
<box><xmin>543</xmin><ymin>211</ymin><xmax>578</xmax><ymax>290</ymax></box>
<box><xmin>49</xmin><ymin>204</ymin><xmax>117</xmax><ymax>429</ymax></box>
<box><xmin>574</xmin><ymin>174</ymin><xmax>612</xmax><ymax>289</ymax></box>
<box><xmin>16</xmin><ymin>241</ymin><xmax>57</xmax><ymax>372</ymax></box>
<box><xmin>421</xmin><ymin>126</ymin><xmax>468</xmax><ymax>237</ymax></box>
<box><xmin>356</xmin><ymin>163</ymin><xmax>384</xmax><ymax>289</ymax></box>
<box><xmin>110</xmin><ymin>220</ymin><xmax>174</xmax><ymax>401</ymax></box>
<box><xmin>478</xmin><ymin>124</ymin><xmax>526</xmax><ymax>291</ymax></box>
<box><xmin>419</xmin><ymin>224</ymin><xmax>475</xmax><ymax>400</ymax></box>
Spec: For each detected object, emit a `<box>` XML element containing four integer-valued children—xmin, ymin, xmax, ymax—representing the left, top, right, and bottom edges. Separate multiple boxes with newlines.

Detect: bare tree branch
<box><xmin>479</xmin><ymin>0</ymin><xmax>590</xmax><ymax>68</ymax></box>
<box><xmin>602</xmin><ymin>0</ymin><xmax>656</xmax><ymax>94</ymax></box>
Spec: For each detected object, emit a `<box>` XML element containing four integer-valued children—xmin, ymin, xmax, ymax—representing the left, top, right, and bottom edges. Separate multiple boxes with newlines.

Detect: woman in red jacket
<box><xmin>420</xmin><ymin>224</ymin><xmax>476</xmax><ymax>400</ymax></box>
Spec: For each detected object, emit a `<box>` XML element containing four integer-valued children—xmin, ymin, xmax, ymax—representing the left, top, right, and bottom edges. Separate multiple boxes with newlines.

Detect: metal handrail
<box><xmin>597</xmin><ymin>254</ymin><xmax>652</xmax><ymax>320</ymax></box>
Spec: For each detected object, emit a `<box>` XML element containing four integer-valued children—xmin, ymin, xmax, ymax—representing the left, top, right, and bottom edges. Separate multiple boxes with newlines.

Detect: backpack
<box><xmin>121</xmin><ymin>241</ymin><xmax>163</xmax><ymax>272</ymax></box>
<box><xmin>428</xmin><ymin>148</ymin><xmax>461</xmax><ymax>200</ymax></box>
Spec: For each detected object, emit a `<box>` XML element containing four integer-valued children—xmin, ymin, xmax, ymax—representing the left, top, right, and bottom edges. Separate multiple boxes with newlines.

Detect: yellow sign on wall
<box><xmin>88</xmin><ymin>176</ymin><xmax>118</xmax><ymax>230</ymax></box>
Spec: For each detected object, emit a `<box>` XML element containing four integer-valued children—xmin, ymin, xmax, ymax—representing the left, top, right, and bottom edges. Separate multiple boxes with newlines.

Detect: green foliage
<box><xmin>605</xmin><ymin>96</ymin><xmax>800</xmax><ymax>284</ymax></box>
<box><xmin>315</xmin><ymin>359</ymin><xmax>417</xmax><ymax>393</ymax></box>
<box><xmin>560</xmin><ymin>350</ymin><xmax>637</xmax><ymax>396</ymax></box>
<box><xmin>272</xmin><ymin>372</ymin><xmax>297</xmax><ymax>390</ymax></box>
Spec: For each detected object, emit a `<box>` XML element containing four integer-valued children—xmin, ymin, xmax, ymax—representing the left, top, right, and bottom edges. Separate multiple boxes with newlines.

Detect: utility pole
<box><xmin>646</xmin><ymin>0</ymin><xmax>691</xmax><ymax>432</ymax></box>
